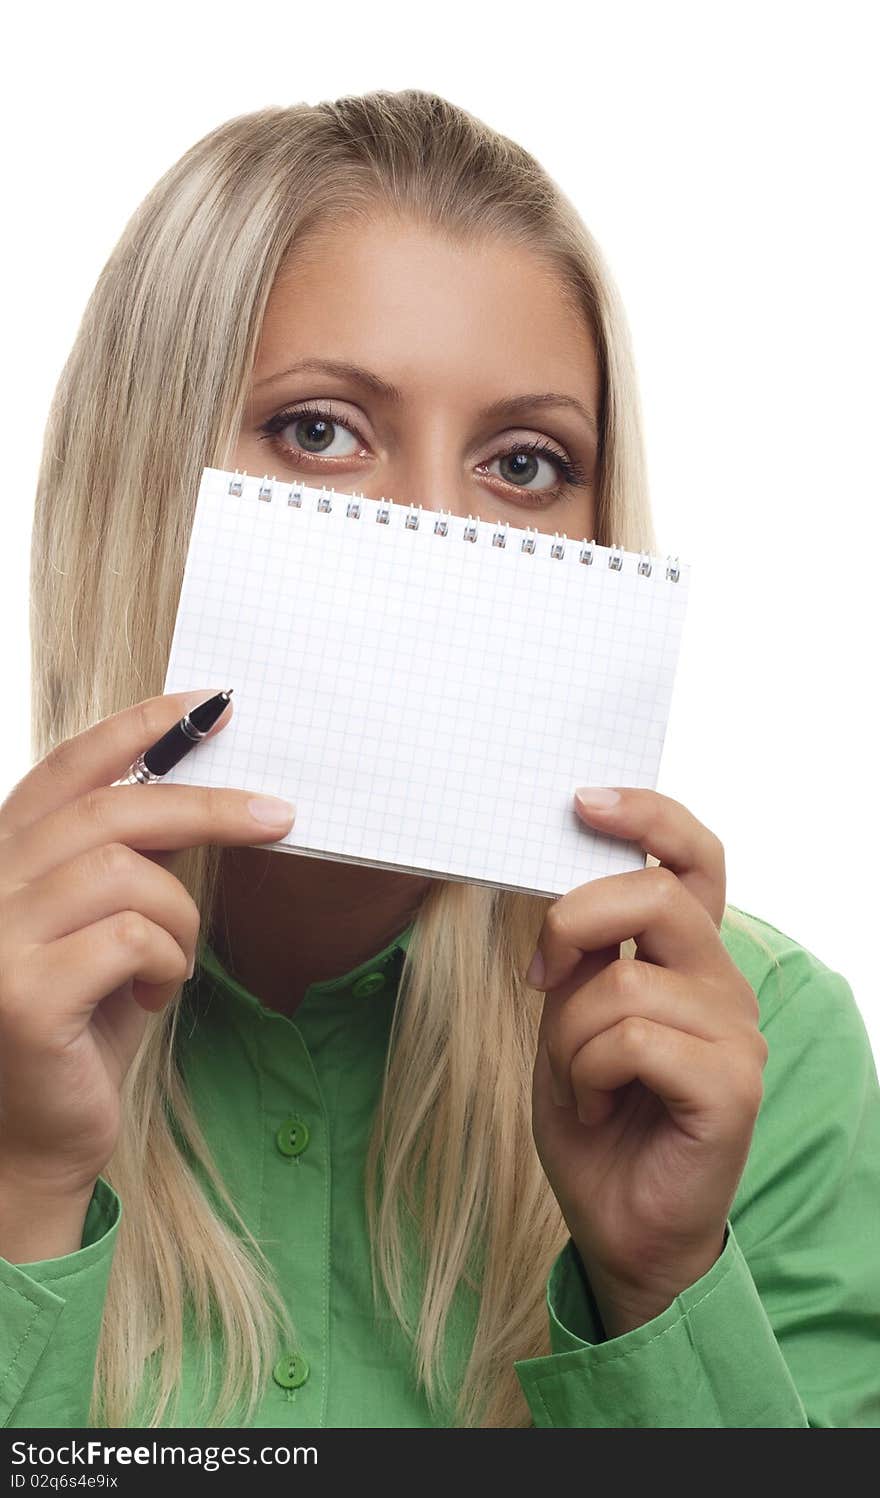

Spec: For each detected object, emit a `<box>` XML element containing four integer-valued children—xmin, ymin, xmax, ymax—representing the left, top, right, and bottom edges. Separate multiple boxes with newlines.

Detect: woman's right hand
<box><xmin>0</xmin><ymin>689</ymin><xmax>297</xmax><ymax>1205</ymax></box>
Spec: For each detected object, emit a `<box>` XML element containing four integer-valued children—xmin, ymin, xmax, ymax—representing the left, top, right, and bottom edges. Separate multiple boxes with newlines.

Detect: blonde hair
<box><xmin>29</xmin><ymin>89</ymin><xmax>774</xmax><ymax>1428</ymax></box>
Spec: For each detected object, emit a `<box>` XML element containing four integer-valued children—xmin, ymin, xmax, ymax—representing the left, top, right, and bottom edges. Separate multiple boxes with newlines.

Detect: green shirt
<box><xmin>2</xmin><ymin>904</ymin><xmax>878</xmax><ymax>1428</ymax></box>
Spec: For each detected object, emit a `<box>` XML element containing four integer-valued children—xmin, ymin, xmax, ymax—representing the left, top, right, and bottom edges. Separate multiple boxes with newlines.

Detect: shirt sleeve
<box><xmin>0</xmin><ymin>1177</ymin><xmax>121</xmax><ymax>1428</ymax></box>
<box><xmin>514</xmin><ymin>960</ymin><xmax>880</xmax><ymax>1428</ymax></box>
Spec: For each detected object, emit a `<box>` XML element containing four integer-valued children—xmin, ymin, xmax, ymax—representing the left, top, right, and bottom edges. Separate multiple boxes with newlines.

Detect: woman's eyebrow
<box><xmin>254</xmin><ymin>357</ymin><xmax>598</xmax><ymax>437</ymax></box>
<box><xmin>254</xmin><ymin>357</ymin><xmax>400</xmax><ymax>402</ymax></box>
<box><xmin>481</xmin><ymin>391</ymin><xmax>598</xmax><ymax>438</ymax></box>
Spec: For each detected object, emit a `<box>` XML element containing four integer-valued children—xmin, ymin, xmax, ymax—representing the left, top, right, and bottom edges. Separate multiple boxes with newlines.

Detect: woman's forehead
<box><xmin>254</xmin><ymin>218</ymin><xmax>600</xmax><ymax>412</ymax></box>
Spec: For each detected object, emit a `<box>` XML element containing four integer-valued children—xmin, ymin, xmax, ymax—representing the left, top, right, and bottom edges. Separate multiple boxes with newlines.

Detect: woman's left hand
<box><xmin>529</xmin><ymin>787</ymin><xmax>768</xmax><ymax>1339</ymax></box>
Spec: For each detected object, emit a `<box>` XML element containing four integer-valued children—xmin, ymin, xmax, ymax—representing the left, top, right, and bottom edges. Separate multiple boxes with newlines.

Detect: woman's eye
<box><xmin>258</xmin><ymin>404</ymin><xmax>366</xmax><ymax>460</ymax></box>
<box><xmin>486</xmin><ymin>447</ymin><xmax>563</xmax><ymax>492</ymax></box>
<box><xmin>257</xmin><ymin>411</ymin><xmax>587</xmax><ymax>496</ymax></box>
<box><xmin>280</xmin><ymin>413</ymin><xmax>361</xmax><ymax>458</ymax></box>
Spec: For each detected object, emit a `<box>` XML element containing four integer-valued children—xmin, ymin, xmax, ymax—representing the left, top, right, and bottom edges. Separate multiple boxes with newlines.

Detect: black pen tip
<box><xmin>187</xmin><ymin>689</ymin><xmax>235</xmax><ymax>733</ymax></box>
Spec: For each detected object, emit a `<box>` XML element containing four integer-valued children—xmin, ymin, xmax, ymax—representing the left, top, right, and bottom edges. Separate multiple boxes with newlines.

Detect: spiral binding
<box><xmin>221</xmin><ymin>469</ymin><xmax>682</xmax><ymax>584</ymax></box>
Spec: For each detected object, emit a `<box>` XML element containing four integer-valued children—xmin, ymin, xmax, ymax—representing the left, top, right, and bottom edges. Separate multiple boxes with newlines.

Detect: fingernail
<box><xmin>248</xmin><ymin>795</ymin><xmax>296</xmax><ymax>826</ymax></box>
<box><xmin>525</xmin><ymin>948</ymin><xmax>545</xmax><ymax>987</ymax></box>
<box><xmin>186</xmin><ymin>954</ymin><xmax>196</xmax><ymax>980</ymax></box>
<box><xmin>575</xmin><ymin>787</ymin><xmax>621</xmax><ymax>810</ymax></box>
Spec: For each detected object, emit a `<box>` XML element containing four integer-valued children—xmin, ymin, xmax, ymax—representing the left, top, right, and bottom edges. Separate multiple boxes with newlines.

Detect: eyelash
<box><xmin>255</xmin><ymin>401</ymin><xmax>589</xmax><ymax>499</ymax></box>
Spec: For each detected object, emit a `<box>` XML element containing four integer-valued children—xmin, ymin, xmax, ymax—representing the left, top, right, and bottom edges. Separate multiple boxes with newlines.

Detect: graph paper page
<box><xmin>161</xmin><ymin>466</ymin><xmax>691</xmax><ymax>898</ymax></box>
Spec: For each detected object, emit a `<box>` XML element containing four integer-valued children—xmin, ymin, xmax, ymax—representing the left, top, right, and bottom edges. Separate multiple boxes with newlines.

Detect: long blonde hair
<box><xmin>29</xmin><ymin>88</ymin><xmax>770</xmax><ymax>1428</ymax></box>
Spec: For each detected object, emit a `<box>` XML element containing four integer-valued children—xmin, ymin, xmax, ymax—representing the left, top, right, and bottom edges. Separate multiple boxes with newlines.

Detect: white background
<box><xmin>3</xmin><ymin>1</ymin><xmax>878</xmax><ymax>1063</ymax></box>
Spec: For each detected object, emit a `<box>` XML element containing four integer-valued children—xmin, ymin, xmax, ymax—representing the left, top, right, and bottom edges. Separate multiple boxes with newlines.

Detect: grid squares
<box><xmin>161</xmin><ymin>467</ymin><xmax>692</xmax><ymax>898</ymax></box>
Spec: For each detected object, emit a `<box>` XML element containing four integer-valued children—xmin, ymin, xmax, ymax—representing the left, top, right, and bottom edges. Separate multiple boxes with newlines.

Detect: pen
<box><xmin>111</xmin><ymin>689</ymin><xmax>234</xmax><ymax>786</ymax></box>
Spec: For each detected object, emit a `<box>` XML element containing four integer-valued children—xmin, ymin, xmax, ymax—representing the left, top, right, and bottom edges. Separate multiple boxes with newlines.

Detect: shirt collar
<box><xmin>189</xmin><ymin>919</ymin><xmax>414</xmax><ymax>1026</ymax></box>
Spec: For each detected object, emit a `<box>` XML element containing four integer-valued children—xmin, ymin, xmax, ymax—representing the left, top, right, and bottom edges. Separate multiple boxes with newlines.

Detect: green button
<box><xmin>272</xmin><ymin>1352</ymin><xmax>309</xmax><ymax>1389</ymax></box>
<box><xmin>351</xmin><ymin>971</ymin><xmax>387</xmax><ymax>998</ymax></box>
<box><xmin>275</xmin><ymin>1115</ymin><xmax>310</xmax><ymax>1157</ymax></box>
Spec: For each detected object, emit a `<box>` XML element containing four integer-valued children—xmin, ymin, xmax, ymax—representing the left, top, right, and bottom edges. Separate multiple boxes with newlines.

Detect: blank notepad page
<box><xmin>161</xmin><ymin>466</ymin><xmax>691</xmax><ymax>898</ymax></box>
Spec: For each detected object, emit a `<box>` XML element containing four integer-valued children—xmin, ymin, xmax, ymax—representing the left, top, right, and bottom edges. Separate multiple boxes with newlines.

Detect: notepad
<box><xmin>160</xmin><ymin>466</ymin><xmax>691</xmax><ymax>898</ymax></box>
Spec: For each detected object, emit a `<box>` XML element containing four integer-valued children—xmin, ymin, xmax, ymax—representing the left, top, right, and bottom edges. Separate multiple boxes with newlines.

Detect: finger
<box><xmin>542</xmin><ymin>959</ymin><xmax>757</xmax><ymax>1110</ymax></box>
<box><xmin>573</xmin><ymin>787</ymin><xmax>726</xmax><ymax>927</ymax></box>
<box><xmin>6</xmin><ymin>915</ymin><xmax>191</xmax><ymax>1041</ymax></box>
<box><xmin>6</xmin><ymin>780</ymin><xmax>295</xmax><ymax>887</ymax></box>
<box><xmin>0</xmin><ymin>690</ymin><xmax>232</xmax><ymax>837</ymax></box>
<box><xmin>6</xmin><ymin>842</ymin><xmax>201</xmax><ymax>970</ymax></box>
<box><xmin>532</xmin><ymin>864</ymin><xmax>725</xmax><ymax>992</ymax></box>
<box><xmin>569</xmin><ymin>1017</ymin><xmax>731</xmax><ymax>1133</ymax></box>
<box><xmin>536</xmin><ymin>1030</ymin><xmax>616</xmax><ymax>1126</ymax></box>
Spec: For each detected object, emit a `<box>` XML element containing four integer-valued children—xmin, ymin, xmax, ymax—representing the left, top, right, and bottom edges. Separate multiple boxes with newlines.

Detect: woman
<box><xmin>1</xmin><ymin>90</ymin><xmax>878</xmax><ymax>1430</ymax></box>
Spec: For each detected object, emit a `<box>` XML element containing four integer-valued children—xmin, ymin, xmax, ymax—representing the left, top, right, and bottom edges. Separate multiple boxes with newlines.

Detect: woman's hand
<box><xmin>529</xmin><ymin>787</ymin><xmax>767</xmax><ymax>1339</ymax></box>
<box><xmin>0</xmin><ymin>690</ymin><xmax>297</xmax><ymax>1215</ymax></box>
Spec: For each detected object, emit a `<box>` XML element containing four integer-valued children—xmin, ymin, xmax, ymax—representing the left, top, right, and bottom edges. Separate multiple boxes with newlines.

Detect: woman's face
<box><xmin>234</xmin><ymin>215</ymin><xmax>600</xmax><ymax>538</ymax></box>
